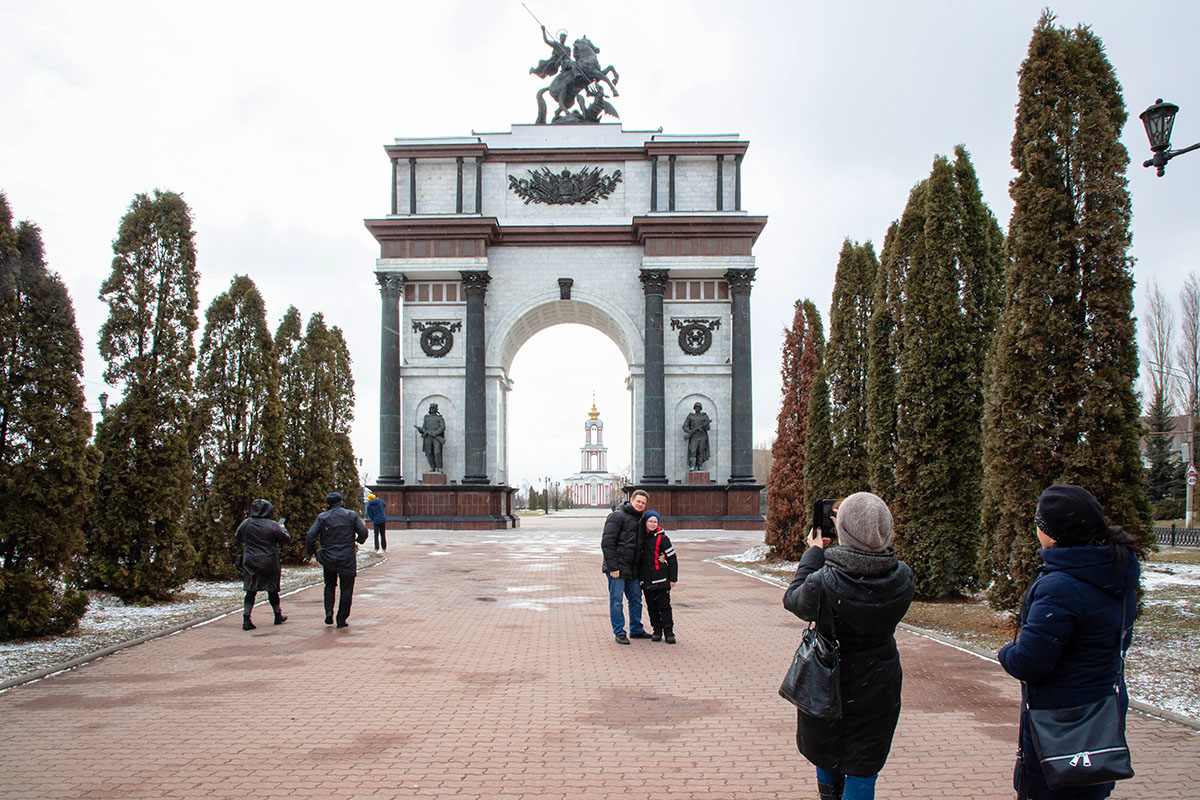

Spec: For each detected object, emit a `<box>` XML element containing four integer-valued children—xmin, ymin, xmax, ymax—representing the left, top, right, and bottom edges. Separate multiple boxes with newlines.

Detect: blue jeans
<box><xmin>816</xmin><ymin>767</ymin><xmax>877</xmax><ymax>800</ymax></box>
<box><xmin>606</xmin><ymin>575</ymin><xmax>644</xmax><ymax>635</ymax></box>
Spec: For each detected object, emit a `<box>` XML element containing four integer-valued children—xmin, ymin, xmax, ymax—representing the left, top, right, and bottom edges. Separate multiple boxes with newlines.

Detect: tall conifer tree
<box><xmin>89</xmin><ymin>190</ymin><xmax>199</xmax><ymax>602</ymax></box>
<box><xmin>824</xmin><ymin>240</ymin><xmax>877</xmax><ymax>496</ymax></box>
<box><xmin>189</xmin><ymin>275</ymin><xmax>285</xmax><ymax>579</ymax></box>
<box><xmin>867</xmin><ymin>222</ymin><xmax>901</xmax><ymax>500</ymax></box>
<box><xmin>766</xmin><ymin>299</ymin><xmax>821</xmax><ymax>559</ymax></box>
<box><xmin>802</xmin><ymin>305</ymin><xmax>835</xmax><ymax>517</ymax></box>
<box><xmin>981</xmin><ymin>13</ymin><xmax>1150</xmax><ymax>610</ymax></box>
<box><xmin>892</xmin><ymin>151</ymin><xmax>1004</xmax><ymax>598</ymax></box>
<box><xmin>0</xmin><ymin>194</ymin><xmax>96</xmax><ymax>637</ymax></box>
<box><xmin>276</xmin><ymin>311</ymin><xmax>361</xmax><ymax>560</ymax></box>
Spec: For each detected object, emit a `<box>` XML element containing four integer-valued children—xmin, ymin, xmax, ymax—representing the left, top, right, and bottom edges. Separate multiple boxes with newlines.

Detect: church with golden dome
<box><xmin>564</xmin><ymin>397</ymin><xmax>614</xmax><ymax>507</ymax></box>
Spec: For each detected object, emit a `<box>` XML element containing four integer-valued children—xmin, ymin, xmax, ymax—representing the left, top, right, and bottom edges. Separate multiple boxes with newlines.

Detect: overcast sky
<box><xmin>4</xmin><ymin>1</ymin><xmax>1199</xmax><ymax>491</ymax></box>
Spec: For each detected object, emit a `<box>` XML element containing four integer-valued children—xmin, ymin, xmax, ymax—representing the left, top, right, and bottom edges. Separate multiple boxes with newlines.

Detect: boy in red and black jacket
<box><xmin>638</xmin><ymin>510</ymin><xmax>679</xmax><ymax>643</ymax></box>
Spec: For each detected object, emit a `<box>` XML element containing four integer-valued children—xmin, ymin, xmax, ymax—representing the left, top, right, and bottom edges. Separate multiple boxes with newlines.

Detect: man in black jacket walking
<box><xmin>601</xmin><ymin>489</ymin><xmax>651</xmax><ymax>644</ymax></box>
<box><xmin>306</xmin><ymin>492</ymin><xmax>369</xmax><ymax>628</ymax></box>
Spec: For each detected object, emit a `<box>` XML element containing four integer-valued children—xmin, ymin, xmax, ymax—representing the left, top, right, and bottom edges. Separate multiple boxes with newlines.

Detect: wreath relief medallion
<box><xmin>671</xmin><ymin>318</ymin><xmax>721</xmax><ymax>356</ymax></box>
<box><xmin>413</xmin><ymin>320</ymin><xmax>463</xmax><ymax>358</ymax></box>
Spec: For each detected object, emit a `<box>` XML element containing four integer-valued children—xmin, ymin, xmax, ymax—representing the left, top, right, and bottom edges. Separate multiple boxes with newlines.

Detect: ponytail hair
<box><xmin>1105</xmin><ymin>524</ymin><xmax>1144</xmax><ymax>564</ymax></box>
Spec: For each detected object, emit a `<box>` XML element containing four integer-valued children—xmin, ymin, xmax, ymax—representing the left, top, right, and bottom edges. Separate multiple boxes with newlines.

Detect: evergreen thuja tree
<box><xmin>190</xmin><ymin>275</ymin><xmax>284</xmax><ymax>579</ymax></box>
<box><xmin>89</xmin><ymin>190</ymin><xmax>200</xmax><ymax>603</ymax></box>
<box><xmin>0</xmin><ymin>195</ymin><xmax>96</xmax><ymax>638</ymax></box>
<box><xmin>892</xmin><ymin>151</ymin><xmax>1003</xmax><ymax>598</ymax></box>
<box><xmin>981</xmin><ymin>13</ymin><xmax>1150</xmax><ymax>610</ymax></box>
<box><xmin>866</xmin><ymin>222</ymin><xmax>901</xmax><ymax>500</ymax></box>
<box><xmin>766</xmin><ymin>299</ymin><xmax>821</xmax><ymax>559</ymax></box>
<box><xmin>824</xmin><ymin>240</ymin><xmax>878</xmax><ymax>497</ymax></box>
<box><xmin>276</xmin><ymin>312</ymin><xmax>361</xmax><ymax>560</ymax></box>
<box><xmin>803</xmin><ymin>304</ymin><xmax>836</xmax><ymax>519</ymax></box>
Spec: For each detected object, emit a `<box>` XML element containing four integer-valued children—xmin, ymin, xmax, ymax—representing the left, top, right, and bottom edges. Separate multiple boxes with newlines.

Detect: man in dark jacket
<box><xmin>601</xmin><ymin>489</ymin><xmax>651</xmax><ymax>645</ymax></box>
<box><xmin>306</xmin><ymin>492</ymin><xmax>369</xmax><ymax>628</ymax></box>
<box><xmin>365</xmin><ymin>493</ymin><xmax>388</xmax><ymax>552</ymax></box>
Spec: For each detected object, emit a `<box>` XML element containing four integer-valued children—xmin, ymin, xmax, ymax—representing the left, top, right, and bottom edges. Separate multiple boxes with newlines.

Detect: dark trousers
<box><xmin>644</xmin><ymin>588</ymin><xmax>674</xmax><ymax>632</ymax></box>
<box><xmin>244</xmin><ymin>590</ymin><xmax>281</xmax><ymax>618</ymax></box>
<box><xmin>323</xmin><ymin>566</ymin><xmax>356</xmax><ymax>623</ymax></box>
<box><xmin>373</xmin><ymin>522</ymin><xmax>387</xmax><ymax>551</ymax></box>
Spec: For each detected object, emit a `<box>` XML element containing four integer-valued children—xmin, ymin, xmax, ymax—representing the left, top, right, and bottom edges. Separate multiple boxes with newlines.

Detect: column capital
<box><xmin>460</xmin><ymin>270</ymin><xmax>492</xmax><ymax>297</ymax></box>
<box><xmin>376</xmin><ymin>271</ymin><xmax>406</xmax><ymax>297</ymax></box>
<box><xmin>724</xmin><ymin>268</ymin><xmax>757</xmax><ymax>296</ymax></box>
<box><xmin>639</xmin><ymin>268</ymin><xmax>670</xmax><ymax>294</ymax></box>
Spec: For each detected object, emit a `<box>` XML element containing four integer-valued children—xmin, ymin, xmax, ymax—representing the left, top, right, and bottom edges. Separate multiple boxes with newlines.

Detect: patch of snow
<box><xmin>1141</xmin><ymin>562</ymin><xmax>1200</xmax><ymax>590</ymax></box>
<box><xmin>725</xmin><ymin>544</ymin><xmax>774</xmax><ymax>563</ymax></box>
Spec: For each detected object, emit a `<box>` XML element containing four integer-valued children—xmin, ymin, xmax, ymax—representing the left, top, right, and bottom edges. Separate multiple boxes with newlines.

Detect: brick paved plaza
<box><xmin>0</xmin><ymin>511</ymin><xmax>1196</xmax><ymax>799</ymax></box>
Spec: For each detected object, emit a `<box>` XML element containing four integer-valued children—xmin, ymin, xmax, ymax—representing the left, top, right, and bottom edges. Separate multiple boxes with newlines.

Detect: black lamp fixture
<box><xmin>98</xmin><ymin>392</ymin><xmax>108</xmax><ymax>412</ymax></box>
<box><xmin>1141</xmin><ymin>98</ymin><xmax>1200</xmax><ymax>176</ymax></box>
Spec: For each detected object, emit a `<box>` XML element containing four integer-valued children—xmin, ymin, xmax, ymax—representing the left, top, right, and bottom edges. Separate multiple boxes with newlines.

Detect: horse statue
<box><xmin>534</xmin><ymin>35</ymin><xmax>620</xmax><ymax>125</ymax></box>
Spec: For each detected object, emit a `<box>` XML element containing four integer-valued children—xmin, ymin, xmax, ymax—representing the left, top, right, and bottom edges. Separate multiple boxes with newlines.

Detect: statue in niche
<box><xmin>682</xmin><ymin>402</ymin><xmax>711</xmax><ymax>471</ymax></box>
<box><xmin>415</xmin><ymin>403</ymin><xmax>446</xmax><ymax>472</ymax></box>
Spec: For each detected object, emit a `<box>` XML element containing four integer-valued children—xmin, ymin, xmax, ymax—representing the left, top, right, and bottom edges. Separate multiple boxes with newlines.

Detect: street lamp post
<box><xmin>1140</xmin><ymin>99</ymin><xmax>1200</xmax><ymax>176</ymax></box>
<box><xmin>544</xmin><ymin>476</ymin><xmax>550</xmax><ymax>515</ymax></box>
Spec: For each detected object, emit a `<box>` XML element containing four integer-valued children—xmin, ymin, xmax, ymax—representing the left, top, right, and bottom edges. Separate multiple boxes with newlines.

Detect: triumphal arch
<box><xmin>366</xmin><ymin>30</ymin><xmax>767</xmax><ymax>529</ymax></box>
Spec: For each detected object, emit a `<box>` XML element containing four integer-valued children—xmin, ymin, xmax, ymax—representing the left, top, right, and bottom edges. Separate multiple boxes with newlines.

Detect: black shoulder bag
<box><xmin>779</xmin><ymin>571</ymin><xmax>842</xmax><ymax>719</ymax></box>
<box><xmin>1024</xmin><ymin>586</ymin><xmax>1134</xmax><ymax>789</ymax></box>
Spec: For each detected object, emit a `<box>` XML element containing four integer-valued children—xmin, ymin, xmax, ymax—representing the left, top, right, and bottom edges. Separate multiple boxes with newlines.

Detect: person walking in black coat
<box><xmin>235</xmin><ymin>499</ymin><xmax>291</xmax><ymax>631</ymax></box>
<box><xmin>601</xmin><ymin>488</ymin><xmax>651</xmax><ymax>644</ymax></box>
<box><xmin>998</xmin><ymin>484</ymin><xmax>1141</xmax><ymax>800</ymax></box>
<box><xmin>306</xmin><ymin>491</ymin><xmax>369</xmax><ymax>628</ymax></box>
<box><xmin>783</xmin><ymin>492</ymin><xmax>914</xmax><ymax>800</ymax></box>
<box><xmin>637</xmin><ymin>510</ymin><xmax>678</xmax><ymax>643</ymax></box>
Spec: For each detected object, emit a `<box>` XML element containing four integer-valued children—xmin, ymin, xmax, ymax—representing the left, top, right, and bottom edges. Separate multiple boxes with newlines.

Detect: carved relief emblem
<box><xmin>671</xmin><ymin>318</ymin><xmax>721</xmax><ymax>356</ymax></box>
<box><xmin>507</xmin><ymin>166</ymin><xmax>623</xmax><ymax>205</ymax></box>
<box><xmin>412</xmin><ymin>320</ymin><xmax>463</xmax><ymax>358</ymax></box>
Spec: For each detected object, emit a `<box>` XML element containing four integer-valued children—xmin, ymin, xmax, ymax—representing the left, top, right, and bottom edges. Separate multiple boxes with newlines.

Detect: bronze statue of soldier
<box><xmin>415</xmin><ymin>403</ymin><xmax>446</xmax><ymax>472</ymax></box>
<box><xmin>682</xmin><ymin>402</ymin><xmax>711</xmax><ymax>471</ymax></box>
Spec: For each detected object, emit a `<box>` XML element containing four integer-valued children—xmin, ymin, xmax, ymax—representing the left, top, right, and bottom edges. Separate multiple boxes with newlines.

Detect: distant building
<box><xmin>565</xmin><ymin>399</ymin><xmax>614</xmax><ymax>507</ymax></box>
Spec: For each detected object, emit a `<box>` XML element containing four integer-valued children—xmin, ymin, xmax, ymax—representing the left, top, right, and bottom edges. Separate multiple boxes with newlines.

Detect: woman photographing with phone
<box><xmin>783</xmin><ymin>492</ymin><xmax>914</xmax><ymax>800</ymax></box>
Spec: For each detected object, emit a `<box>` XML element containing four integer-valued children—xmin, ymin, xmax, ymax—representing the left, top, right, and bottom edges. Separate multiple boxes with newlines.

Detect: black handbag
<box><xmin>1024</xmin><ymin>587</ymin><xmax>1134</xmax><ymax>789</ymax></box>
<box><xmin>779</xmin><ymin>573</ymin><xmax>842</xmax><ymax>719</ymax></box>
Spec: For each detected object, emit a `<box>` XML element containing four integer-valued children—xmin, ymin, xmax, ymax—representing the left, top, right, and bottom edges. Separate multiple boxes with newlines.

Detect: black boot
<box><xmin>664</xmin><ymin>628</ymin><xmax>676</xmax><ymax>644</ymax></box>
<box><xmin>817</xmin><ymin>782</ymin><xmax>844</xmax><ymax>800</ymax></box>
<box><xmin>651</xmin><ymin>630</ymin><xmax>662</xmax><ymax>642</ymax></box>
<box><xmin>274</xmin><ymin>611</ymin><xmax>287</xmax><ymax>625</ymax></box>
<box><xmin>242</xmin><ymin>615</ymin><xmax>256</xmax><ymax>631</ymax></box>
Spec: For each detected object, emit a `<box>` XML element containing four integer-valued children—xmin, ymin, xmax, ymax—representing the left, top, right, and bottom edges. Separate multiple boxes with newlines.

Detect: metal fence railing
<box><xmin>1154</xmin><ymin>526</ymin><xmax>1200</xmax><ymax>548</ymax></box>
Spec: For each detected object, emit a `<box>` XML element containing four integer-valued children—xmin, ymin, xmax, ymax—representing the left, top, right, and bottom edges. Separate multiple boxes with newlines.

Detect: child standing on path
<box><xmin>638</xmin><ymin>510</ymin><xmax>679</xmax><ymax>643</ymax></box>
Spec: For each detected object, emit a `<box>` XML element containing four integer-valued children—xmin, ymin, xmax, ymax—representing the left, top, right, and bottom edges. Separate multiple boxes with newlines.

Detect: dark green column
<box><xmin>726</xmin><ymin>268</ymin><xmax>756</xmax><ymax>483</ymax></box>
<box><xmin>376</xmin><ymin>271</ymin><xmax>405</xmax><ymax>483</ymax></box>
<box><xmin>640</xmin><ymin>268</ymin><xmax>670</xmax><ymax>484</ymax></box>
<box><xmin>461</xmin><ymin>270</ymin><xmax>491</xmax><ymax>485</ymax></box>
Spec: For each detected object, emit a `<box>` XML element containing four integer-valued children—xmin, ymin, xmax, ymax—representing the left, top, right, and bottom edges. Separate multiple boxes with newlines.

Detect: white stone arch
<box><xmin>487</xmin><ymin>289</ymin><xmax>642</xmax><ymax>373</ymax></box>
<box><xmin>485</xmin><ymin>290</ymin><xmax>644</xmax><ymax>487</ymax></box>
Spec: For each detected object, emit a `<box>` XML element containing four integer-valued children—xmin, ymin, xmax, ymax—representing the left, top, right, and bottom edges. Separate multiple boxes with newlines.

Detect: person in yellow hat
<box><xmin>365</xmin><ymin>492</ymin><xmax>388</xmax><ymax>552</ymax></box>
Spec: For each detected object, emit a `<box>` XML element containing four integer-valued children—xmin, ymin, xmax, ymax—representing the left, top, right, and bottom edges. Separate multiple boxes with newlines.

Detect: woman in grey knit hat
<box><xmin>783</xmin><ymin>492</ymin><xmax>915</xmax><ymax>800</ymax></box>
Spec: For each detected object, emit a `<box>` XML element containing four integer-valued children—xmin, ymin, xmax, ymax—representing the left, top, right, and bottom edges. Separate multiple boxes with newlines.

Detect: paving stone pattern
<box><xmin>1</xmin><ymin>511</ymin><xmax>1196</xmax><ymax>798</ymax></box>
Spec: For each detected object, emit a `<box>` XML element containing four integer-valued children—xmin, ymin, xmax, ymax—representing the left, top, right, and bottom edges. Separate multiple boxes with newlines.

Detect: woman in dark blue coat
<box><xmin>784</xmin><ymin>492</ymin><xmax>914</xmax><ymax>800</ymax></box>
<box><xmin>998</xmin><ymin>484</ymin><xmax>1141</xmax><ymax>800</ymax></box>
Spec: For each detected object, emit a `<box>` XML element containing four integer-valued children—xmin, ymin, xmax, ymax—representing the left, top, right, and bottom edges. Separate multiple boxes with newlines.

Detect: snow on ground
<box><xmin>1141</xmin><ymin>561</ymin><xmax>1200</xmax><ymax>590</ymax></box>
<box><xmin>0</xmin><ymin>550</ymin><xmax>381</xmax><ymax>687</ymax></box>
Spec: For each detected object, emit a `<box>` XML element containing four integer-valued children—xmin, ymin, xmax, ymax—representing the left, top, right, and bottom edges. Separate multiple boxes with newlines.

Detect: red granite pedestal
<box><xmin>626</xmin><ymin>483</ymin><xmax>763</xmax><ymax>530</ymax></box>
<box><xmin>421</xmin><ymin>473</ymin><xmax>447</xmax><ymax>485</ymax></box>
<box><xmin>367</xmin><ymin>483</ymin><xmax>518</xmax><ymax>530</ymax></box>
<box><xmin>685</xmin><ymin>471</ymin><xmax>712</xmax><ymax>485</ymax></box>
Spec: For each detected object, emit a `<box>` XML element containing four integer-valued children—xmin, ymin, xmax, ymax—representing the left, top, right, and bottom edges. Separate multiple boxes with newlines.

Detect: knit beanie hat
<box><xmin>834</xmin><ymin>492</ymin><xmax>893</xmax><ymax>552</ymax></box>
<box><xmin>1035</xmin><ymin>484</ymin><xmax>1109</xmax><ymax>546</ymax></box>
<box><xmin>325</xmin><ymin>491</ymin><xmax>343</xmax><ymax>506</ymax></box>
<box><xmin>368</xmin><ymin>493</ymin><xmax>377</xmax><ymax>500</ymax></box>
<box><xmin>642</xmin><ymin>510</ymin><xmax>661</xmax><ymax>529</ymax></box>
